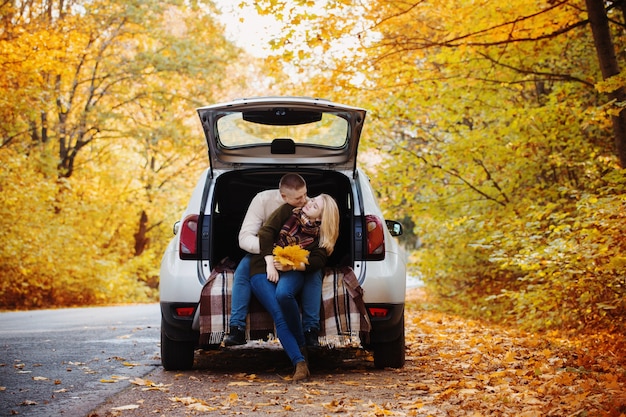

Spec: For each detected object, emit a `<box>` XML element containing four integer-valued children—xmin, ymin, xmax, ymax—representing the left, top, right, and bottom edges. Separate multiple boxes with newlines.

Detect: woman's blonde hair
<box><xmin>318</xmin><ymin>194</ymin><xmax>340</xmax><ymax>255</ymax></box>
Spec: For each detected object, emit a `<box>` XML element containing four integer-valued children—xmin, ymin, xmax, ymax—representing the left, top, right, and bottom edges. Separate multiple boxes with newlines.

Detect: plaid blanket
<box><xmin>319</xmin><ymin>267</ymin><xmax>371</xmax><ymax>347</ymax></box>
<box><xmin>198</xmin><ymin>258</ymin><xmax>371</xmax><ymax>347</ymax></box>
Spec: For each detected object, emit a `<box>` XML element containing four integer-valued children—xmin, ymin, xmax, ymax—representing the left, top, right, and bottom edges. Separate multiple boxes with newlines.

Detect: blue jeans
<box><xmin>229</xmin><ymin>254</ymin><xmax>252</xmax><ymax>328</ymax></box>
<box><xmin>301</xmin><ymin>269</ymin><xmax>323</xmax><ymax>332</ymax></box>
<box><xmin>250</xmin><ymin>272</ymin><xmax>306</xmax><ymax>365</ymax></box>
<box><xmin>230</xmin><ymin>254</ymin><xmax>323</xmax><ymax>331</ymax></box>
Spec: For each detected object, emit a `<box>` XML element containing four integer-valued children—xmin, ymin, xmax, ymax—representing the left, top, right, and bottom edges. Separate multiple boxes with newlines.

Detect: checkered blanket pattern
<box><xmin>198</xmin><ymin>259</ymin><xmax>371</xmax><ymax>346</ymax></box>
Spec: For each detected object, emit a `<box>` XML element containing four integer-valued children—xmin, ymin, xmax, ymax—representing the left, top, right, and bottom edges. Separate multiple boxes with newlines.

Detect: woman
<box><xmin>249</xmin><ymin>193</ymin><xmax>339</xmax><ymax>382</ymax></box>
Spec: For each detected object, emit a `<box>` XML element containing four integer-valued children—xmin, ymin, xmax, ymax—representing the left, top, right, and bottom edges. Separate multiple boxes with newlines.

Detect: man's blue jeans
<box><xmin>301</xmin><ymin>269</ymin><xmax>323</xmax><ymax>332</ymax></box>
<box><xmin>229</xmin><ymin>254</ymin><xmax>323</xmax><ymax>332</ymax></box>
<box><xmin>250</xmin><ymin>272</ymin><xmax>306</xmax><ymax>365</ymax></box>
<box><xmin>229</xmin><ymin>254</ymin><xmax>253</xmax><ymax>328</ymax></box>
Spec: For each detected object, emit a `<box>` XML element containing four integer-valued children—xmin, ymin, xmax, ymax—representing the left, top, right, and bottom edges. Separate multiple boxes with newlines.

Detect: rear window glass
<box><xmin>216</xmin><ymin>110</ymin><xmax>349</xmax><ymax>148</ymax></box>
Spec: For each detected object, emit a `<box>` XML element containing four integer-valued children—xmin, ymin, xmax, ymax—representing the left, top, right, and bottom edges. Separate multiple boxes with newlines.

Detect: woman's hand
<box><xmin>273</xmin><ymin>261</ymin><xmax>307</xmax><ymax>272</ymax></box>
<box><xmin>273</xmin><ymin>260</ymin><xmax>291</xmax><ymax>272</ymax></box>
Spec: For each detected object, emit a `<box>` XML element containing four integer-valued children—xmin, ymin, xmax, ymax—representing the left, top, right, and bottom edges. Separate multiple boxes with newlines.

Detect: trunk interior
<box><xmin>209</xmin><ymin>169</ymin><xmax>355</xmax><ymax>269</ymax></box>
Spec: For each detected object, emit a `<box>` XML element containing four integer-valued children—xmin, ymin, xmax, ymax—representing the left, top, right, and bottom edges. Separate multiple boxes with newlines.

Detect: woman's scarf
<box><xmin>276</xmin><ymin>208</ymin><xmax>320</xmax><ymax>249</ymax></box>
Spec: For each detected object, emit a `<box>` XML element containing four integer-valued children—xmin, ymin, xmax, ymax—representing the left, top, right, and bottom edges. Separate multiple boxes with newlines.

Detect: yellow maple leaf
<box><xmin>273</xmin><ymin>245</ymin><xmax>309</xmax><ymax>267</ymax></box>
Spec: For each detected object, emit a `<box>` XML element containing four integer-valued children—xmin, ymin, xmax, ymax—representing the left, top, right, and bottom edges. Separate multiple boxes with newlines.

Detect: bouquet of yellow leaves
<box><xmin>272</xmin><ymin>245</ymin><xmax>310</xmax><ymax>268</ymax></box>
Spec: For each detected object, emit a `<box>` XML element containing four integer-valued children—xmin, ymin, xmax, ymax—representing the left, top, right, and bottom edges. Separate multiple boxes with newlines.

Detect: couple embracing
<box><xmin>223</xmin><ymin>173</ymin><xmax>339</xmax><ymax>382</ymax></box>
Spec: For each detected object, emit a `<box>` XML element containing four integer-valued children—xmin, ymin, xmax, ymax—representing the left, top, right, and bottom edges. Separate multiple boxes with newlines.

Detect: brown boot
<box><xmin>292</xmin><ymin>360</ymin><xmax>310</xmax><ymax>383</ymax></box>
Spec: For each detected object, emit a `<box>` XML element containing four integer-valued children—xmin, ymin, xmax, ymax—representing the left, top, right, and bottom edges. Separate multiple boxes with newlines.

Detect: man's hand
<box><xmin>265</xmin><ymin>255</ymin><xmax>279</xmax><ymax>283</ymax></box>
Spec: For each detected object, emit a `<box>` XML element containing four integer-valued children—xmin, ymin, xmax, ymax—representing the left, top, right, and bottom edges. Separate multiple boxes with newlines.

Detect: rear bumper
<box><xmin>160</xmin><ymin>302</ymin><xmax>199</xmax><ymax>343</ymax></box>
<box><xmin>160</xmin><ymin>300</ymin><xmax>404</xmax><ymax>346</ymax></box>
<box><xmin>365</xmin><ymin>302</ymin><xmax>405</xmax><ymax>344</ymax></box>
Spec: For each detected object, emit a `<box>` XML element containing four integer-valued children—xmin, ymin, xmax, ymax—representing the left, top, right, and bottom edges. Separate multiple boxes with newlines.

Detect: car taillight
<box><xmin>179</xmin><ymin>214</ymin><xmax>199</xmax><ymax>259</ymax></box>
<box><xmin>366</xmin><ymin>214</ymin><xmax>385</xmax><ymax>261</ymax></box>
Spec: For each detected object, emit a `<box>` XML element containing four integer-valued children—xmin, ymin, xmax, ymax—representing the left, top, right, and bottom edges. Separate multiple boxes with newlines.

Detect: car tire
<box><xmin>372</xmin><ymin>315</ymin><xmax>406</xmax><ymax>369</ymax></box>
<box><xmin>161</xmin><ymin>328</ymin><xmax>195</xmax><ymax>371</ymax></box>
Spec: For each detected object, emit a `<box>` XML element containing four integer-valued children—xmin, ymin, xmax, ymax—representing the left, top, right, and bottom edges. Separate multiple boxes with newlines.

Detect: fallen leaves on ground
<box><xmin>99</xmin><ymin>375</ymin><xmax>129</xmax><ymax>384</ymax></box>
<box><xmin>90</xmin><ymin>289</ymin><xmax>625</xmax><ymax>416</ymax></box>
<box><xmin>129</xmin><ymin>377</ymin><xmax>170</xmax><ymax>392</ymax></box>
<box><xmin>110</xmin><ymin>404</ymin><xmax>140</xmax><ymax>411</ymax></box>
<box><xmin>403</xmin><ymin>305</ymin><xmax>626</xmax><ymax>416</ymax></box>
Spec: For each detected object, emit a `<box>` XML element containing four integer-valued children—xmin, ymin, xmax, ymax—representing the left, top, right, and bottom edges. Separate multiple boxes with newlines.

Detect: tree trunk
<box><xmin>585</xmin><ymin>0</ymin><xmax>626</xmax><ymax>167</ymax></box>
<box><xmin>134</xmin><ymin>210</ymin><xmax>150</xmax><ymax>256</ymax></box>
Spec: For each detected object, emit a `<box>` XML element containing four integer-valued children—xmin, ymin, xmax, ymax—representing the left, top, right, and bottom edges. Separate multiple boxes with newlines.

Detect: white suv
<box><xmin>159</xmin><ymin>97</ymin><xmax>406</xmax><ymax>370</ymax></box>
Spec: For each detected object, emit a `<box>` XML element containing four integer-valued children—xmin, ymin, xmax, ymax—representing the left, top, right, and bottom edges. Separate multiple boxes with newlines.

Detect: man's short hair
<box><xmin>279</xmin><ymin>173</ymin><xmax>306</xmax><ymax>191</ymax></box>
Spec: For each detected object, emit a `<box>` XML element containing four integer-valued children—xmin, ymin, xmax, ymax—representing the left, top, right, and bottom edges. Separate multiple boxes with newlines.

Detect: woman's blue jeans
<box><xmin>250</xmin><ymin>271</ymin><xmax>306</xmax><ymax>365</ymax></box>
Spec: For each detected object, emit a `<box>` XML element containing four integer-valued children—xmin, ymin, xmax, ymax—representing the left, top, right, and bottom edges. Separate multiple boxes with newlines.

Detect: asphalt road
<box><xmin>0</xmin><ymin>304</ymin><xmax>161</xmax><ymax>417</ymax></box>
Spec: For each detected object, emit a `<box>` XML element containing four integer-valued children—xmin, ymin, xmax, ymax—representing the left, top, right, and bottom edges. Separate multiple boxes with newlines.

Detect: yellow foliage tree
<box><xmin>0</xmin><ymin>0</ymin><xmax>262</xmax><ymax>308</ymax></box>
<box><xmin>248</xmin><ymin>0</ymin><xmax>626</xmax><ymax>332</ymax></box>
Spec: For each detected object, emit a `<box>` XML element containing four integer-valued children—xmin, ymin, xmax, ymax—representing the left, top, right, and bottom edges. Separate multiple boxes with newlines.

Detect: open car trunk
<box><xmin>205</xmin><ymin>169</ymin><xmax>355</xmax><ymax>270</ymax></box>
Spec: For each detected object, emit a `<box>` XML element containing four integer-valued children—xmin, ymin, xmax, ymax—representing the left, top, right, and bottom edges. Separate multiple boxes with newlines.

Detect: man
<box><xmin>223</xmin><ymin>173</ymin><xmax>322</xmax><ymax>347</ymax></box>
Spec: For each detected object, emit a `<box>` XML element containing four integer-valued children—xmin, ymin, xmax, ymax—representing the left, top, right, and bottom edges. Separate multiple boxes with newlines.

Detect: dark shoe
<box><xmin>292</xmin><ymin>360</ymin><xmax>310</xmax><ymax>383</ymax></box>
<box><xmin>223</xmin><ymin>326</ymin><xmax>246</xmax><ymax>346</ymax></box>
<box><xmin>299</xmin><ymin>345</ymin><xmax>309</xmax><ymax>363</ymax></box>
<box><xmin>304</xmin><ymin>329</ymin><xmax>320</xmax><ymax>347</ymax></box>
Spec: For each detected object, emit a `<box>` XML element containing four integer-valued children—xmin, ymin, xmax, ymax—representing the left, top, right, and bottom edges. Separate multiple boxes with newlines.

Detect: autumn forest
<box><xmin>1</xmin><ymin>0</ymin><xmax>624</xmax><ymax>342</ymax></box>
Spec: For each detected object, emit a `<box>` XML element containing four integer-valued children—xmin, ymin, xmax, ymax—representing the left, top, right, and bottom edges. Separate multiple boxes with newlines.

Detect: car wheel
<box><xmin>161</xmin><ymin>328</ymin><xmax>195</xmax><ymax>371</ymax></box>
<box><xmin>372</xmin><ymin>316</ymin><xmax>406</xmax><ymax>369</ymax></box>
